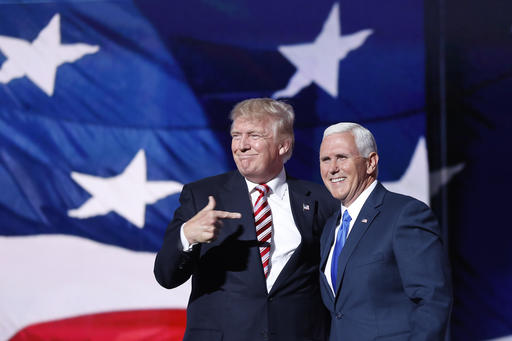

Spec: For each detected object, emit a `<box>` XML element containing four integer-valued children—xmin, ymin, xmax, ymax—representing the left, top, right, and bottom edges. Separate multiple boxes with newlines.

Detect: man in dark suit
<box><xmin>154</xmin><ymin>98</ymin><xmax>338</xmax><ymax>341</ymax></box>
<box><xmin>318</xmin><ymin>122</ymin><xmax>452</xmax><ymax>341</ymax></box>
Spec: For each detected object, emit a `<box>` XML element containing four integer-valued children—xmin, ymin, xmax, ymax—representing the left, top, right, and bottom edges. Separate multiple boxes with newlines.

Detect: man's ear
<box><xmin>366</xmin><ymin>152</ymin><xmax>379</xmax><ymax>175</ymax></box>
<box><xmin>278</xmin><ymin>138</ymin><xmax>292</xmax><ymax>156</ymax></box>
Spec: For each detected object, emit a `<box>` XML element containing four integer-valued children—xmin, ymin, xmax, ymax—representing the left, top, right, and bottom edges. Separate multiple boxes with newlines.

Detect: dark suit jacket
<box><xmin>320</xmin><ymin>182</ymin><xmax>452</xmax><ymax>341</ymax></box>
<box><xmin>155</xmin><ymin>170</ymin><xmax>338</xmax><ymax>341</ymax></box>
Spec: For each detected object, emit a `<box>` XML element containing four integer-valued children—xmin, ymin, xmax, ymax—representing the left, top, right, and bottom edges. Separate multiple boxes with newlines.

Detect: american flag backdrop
<box><xmin>0</xmin><ymin>0</ymin><xmax>509</xmax><ymax>340</ymax></box>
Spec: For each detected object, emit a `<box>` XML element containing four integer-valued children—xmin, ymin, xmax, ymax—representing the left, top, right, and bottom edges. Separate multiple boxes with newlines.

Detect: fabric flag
<box><xmin>0</xmin><ymin>0</ymin><xmax>435</xmax><ymax>340</ymax></box>
<box><xmin>440</xmin><ymin>0</ymin><xmax>512</xmax><ymax>339</ymax></box>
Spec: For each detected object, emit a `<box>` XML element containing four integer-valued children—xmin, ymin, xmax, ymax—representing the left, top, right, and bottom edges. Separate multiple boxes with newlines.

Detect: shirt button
<box><xmin>336</xmin><ymin>312</ymin><xmax>344</xmax><ymax>319</ymax></box>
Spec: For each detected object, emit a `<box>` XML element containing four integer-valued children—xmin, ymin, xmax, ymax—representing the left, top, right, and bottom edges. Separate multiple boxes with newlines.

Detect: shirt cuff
<box><xmin>180</xmin><ymin>223</ymin><xmax>197</xmax><ymax>252</ymax></box>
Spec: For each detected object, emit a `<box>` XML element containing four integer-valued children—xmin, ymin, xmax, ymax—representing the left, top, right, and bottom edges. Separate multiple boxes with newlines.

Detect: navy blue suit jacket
<box><xmin>155</xmin><ymin>170</ymin><xmax>338</xmax><ymax>341</ymax></box>
<box><xmin>320</xmin><ymin>182</ymin><xmax>452</xmax><ymax>341</ymax></box>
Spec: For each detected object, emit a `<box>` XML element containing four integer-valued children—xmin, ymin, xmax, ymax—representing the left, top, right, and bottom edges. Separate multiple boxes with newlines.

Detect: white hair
<box><xmin>323</xmin><ymin>122</ymin><xmax>377</xmax><ymax>157</ymax></box>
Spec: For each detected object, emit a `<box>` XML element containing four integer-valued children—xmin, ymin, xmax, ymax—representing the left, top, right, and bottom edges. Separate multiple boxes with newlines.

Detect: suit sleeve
<box><xmin>154</xmin><ymin>184</ymin><xmax>200</xmax><ymax>289</ymax></box>
<box><xmin>392</xmin><ymin>199</ymin><xmax>452</xmax><ymax>341</ymax></box>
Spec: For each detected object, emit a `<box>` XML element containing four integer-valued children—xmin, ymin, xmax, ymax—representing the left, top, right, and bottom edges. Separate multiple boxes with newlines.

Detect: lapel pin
<box><xmin>303</xmin><ymin>203</ymin><xmax>310</xmax><ymax>211</ymax></box>
<box><xmin>361</xmin><ymin>218</ymin><xmax>368</xmax><ymax>223</ymax></box>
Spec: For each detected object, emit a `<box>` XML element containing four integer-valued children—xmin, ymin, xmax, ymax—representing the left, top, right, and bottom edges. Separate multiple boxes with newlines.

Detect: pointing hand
<box><xmin>183</xmin><ymin>196</ymin><xmax>241</xmax><ymax>244</ymax></box>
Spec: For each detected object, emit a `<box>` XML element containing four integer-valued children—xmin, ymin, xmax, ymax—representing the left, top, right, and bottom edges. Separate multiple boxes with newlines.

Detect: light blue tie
<box><xmin>331</xmin><ymin>209</ymin><xmax>352</xmax><ymax>291</ymax></box>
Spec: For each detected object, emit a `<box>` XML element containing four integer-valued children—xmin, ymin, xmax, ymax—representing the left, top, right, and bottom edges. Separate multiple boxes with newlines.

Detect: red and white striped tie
<box><xmin>253</xmin><ymin>184</ymin><xmax>272</xmax><ymax>278</ymax></box>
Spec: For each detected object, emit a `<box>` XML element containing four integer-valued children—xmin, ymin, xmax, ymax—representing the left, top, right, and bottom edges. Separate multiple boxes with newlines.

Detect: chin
<box><xmin>239</xmin><ymin>170</ymin><xmax>258</xmax><ymax>180</ymax></box>
<box><xmin>332</xmin><ymin>191</ymin><xmax>346</xmax><ymax>201</ymax></box>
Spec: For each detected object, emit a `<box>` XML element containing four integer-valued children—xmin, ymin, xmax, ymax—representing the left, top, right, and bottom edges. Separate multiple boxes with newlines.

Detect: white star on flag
<box><xmin>68</xmin><ymin>149</ymin><xmax>183</xmax><ymax>228</ymax></box>
<box><xmin>430</xmin><ymin>162</ymin><xmax>465</xmax><ymax>197</ymax></box>
<box><xmin>383</xmin><ymin>137</ymin><xmax>430</xmax><ymax>204</ymax></box>
<box><xmin>273</xmin><ymin>3</ymin><xmax>373</xmax><ymax>98</ymax></box>
<box><xmin>382</xmin><ymin>136</ymin><xmax>463</xmax><ymax>205</ymax></box>
<box><xmin>0</xmin><ymin>13</ymin><xmax>99</xmax><ymax>96</ymax></box>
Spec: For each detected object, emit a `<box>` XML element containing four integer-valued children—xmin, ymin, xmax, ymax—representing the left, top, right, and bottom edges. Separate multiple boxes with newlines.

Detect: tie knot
<box><xmin>255</xmin><ymin>183</ymin><xmax>270</xmax><ymax>196</ymax></box>
<box><xmin>342</xmin><ymin>209</ymin><xmax>352</xmax><ymax>224</ymax></box>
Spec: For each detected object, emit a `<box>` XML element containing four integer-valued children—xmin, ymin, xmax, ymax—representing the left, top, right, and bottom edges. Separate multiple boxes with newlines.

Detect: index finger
<box><xmin>213</xmin><ymin>210</ymin><xmax>242</xmax><ymax>219</ymax></box>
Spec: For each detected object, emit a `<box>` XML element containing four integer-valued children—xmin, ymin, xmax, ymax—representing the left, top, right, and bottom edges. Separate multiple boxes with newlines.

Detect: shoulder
<box><xmin>380</xmin><ymin>185</ymin><xmax>430</xmax><ymax>211</ymax></box>
<box><xmin>185</xmin><ymin>170</ymin><xmax>240</xmax><ymax>190</ymax></box>
<box><xmin>287</xmin><ymin>176</ymin><xmax>332</xmax><ymax>197</ymax></box>
<box><xmin>378</xmin><ymin>184</ymin><xmax>440</xmax><ymax>230</ymax></box>
<box><xmin>287</xmin><ymin>176</ymin><xmax>339</xmax><ymax>212</ymax></box>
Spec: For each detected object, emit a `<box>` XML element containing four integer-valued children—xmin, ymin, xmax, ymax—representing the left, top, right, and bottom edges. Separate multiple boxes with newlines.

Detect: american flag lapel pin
<box><xmin>361</xmin><ymin>218</ymin><xmax>368</xmax><ymax>223</ymax></box>
<box><xmin>303</xmin><ymin>203</ymin><xmax>310</xmax><ymax>211</ymax></box>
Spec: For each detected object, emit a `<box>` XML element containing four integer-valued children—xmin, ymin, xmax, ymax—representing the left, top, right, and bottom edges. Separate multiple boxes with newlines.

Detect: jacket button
<box><xmin>336</xmin><ymin>312</ymin><xmax>344</xmax><ymax>319</ymax></box>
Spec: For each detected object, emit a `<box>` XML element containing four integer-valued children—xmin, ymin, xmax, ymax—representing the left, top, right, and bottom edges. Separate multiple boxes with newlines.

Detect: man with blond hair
<box><xmin>155</xmin><ymin>98</ymin><xmax>338</xmax><ymax>341</ymax></box>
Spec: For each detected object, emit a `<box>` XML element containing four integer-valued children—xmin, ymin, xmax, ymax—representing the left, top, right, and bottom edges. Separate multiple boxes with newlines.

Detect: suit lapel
<box><xmin>219</xmin><ymin>171</ymin><xmax>256</xmax><ymax>240</ymax></box>
<box><xmin>287</xmin><ymin>178</ymin><xmax>314</xmax><ymax>237</ymax></box>
<box><xmin>333</xmin><ymin>183</ymin><xmax>386</xmax><ymax>297</ymax></box>
<box><xmin>217</xmin><ymin>171</ymin><xmax>268</xmax><ymax>292</ymax></box>
<box><xmin>320</xmin><ymin>212</ymin><xmax>340</xmax><ymax>304</ymax></box>
<box><xmin>320</xmin><ymin>212</ymin><xmax>340</xmax><ymax>270</ymax></box>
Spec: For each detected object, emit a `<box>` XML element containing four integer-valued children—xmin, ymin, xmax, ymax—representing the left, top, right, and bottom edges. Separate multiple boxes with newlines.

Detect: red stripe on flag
<box><xmin>10</xmin><ymin>309</ymin><xmax>187</xmax><ymax>341</ymax></box>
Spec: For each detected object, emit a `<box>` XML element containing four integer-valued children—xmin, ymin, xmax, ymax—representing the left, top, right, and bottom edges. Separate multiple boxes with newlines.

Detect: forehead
<box><xmin>231</xmin><ymin>116</ymin><xmax>273</xmax><ymax>132</ymax></box>
<box><xmin>320</xmin><ymin>132</ymin><xmax>358</xmax><ymax>154</ymax></box>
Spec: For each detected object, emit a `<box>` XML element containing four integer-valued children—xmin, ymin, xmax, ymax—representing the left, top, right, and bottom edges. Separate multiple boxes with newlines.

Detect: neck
<box><xmin>245</xmin><ymin>167</ymin><xmax>284</xmax><ymax>184</ymax></box>
<box><xmin>342</xmin><ymin>177</ymin><xmax>375</xmax><ymax>207</ymax></box>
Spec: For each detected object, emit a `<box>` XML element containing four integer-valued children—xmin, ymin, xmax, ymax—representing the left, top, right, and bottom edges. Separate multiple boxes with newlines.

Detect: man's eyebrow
<box><xmin>232</xmin><ymin>129</ymin><xmax>262</xmax><ymax>134</ymax></box>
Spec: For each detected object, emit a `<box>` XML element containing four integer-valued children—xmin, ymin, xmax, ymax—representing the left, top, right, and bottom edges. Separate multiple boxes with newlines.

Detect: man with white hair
<box><xmin>318</xmin><ymin>122</ymin><xmax>452</xmax><ymax>341</ymax></box>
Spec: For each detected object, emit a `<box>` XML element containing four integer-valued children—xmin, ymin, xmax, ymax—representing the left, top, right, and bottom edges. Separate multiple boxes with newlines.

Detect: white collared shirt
<box><xmin>324</xmin><ymin>180</ymin><xmax>378</xmax><ymax>293</ymax></box>
<box><xmin>245</xmin><ymin>167</ymin><xmax>302</xmax><ymax>293</ymax></box>
<box><xmin>180</xmin><ymin>168</ymin><xmax>301</xmax><ymax>293</ymax></box>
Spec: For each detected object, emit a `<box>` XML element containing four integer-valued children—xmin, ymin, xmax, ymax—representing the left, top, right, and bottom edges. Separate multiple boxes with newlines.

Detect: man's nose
<box><xmin>238</xmin><ymin>135</ymin><xmax>250</xmax><ymax>151</ymax></box>
<box><xmin>329</xmin><ymin>161</ymin><xmax>339</xmax><ymax>174</ymax></box>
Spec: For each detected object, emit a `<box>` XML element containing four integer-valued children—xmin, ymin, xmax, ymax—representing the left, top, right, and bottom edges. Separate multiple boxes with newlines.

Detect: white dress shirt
<box><xmin>324</xmin><ymin>180</ymin><xmax>377</xmax><ymax>293</ymax></box>
<box><xmin>180</xmin><ymin>167</ymin><xmax>301</xmax><ymax>293</ymax></box>
<box><xmin>245</xmin><ymin>167</ymin><xmax>301</xmax><ymax>293</ymax></box>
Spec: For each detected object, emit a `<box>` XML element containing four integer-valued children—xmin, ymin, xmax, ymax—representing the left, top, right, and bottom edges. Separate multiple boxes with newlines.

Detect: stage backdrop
<box><xmin>438</xmin><ymin>0</ymin><xmax>512</xmax><ymax>340</ymax></box>
<box><xmin>0</xmin><ymin>0</ymin><xmax>508</xmax><ymax>340</ymax></box>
